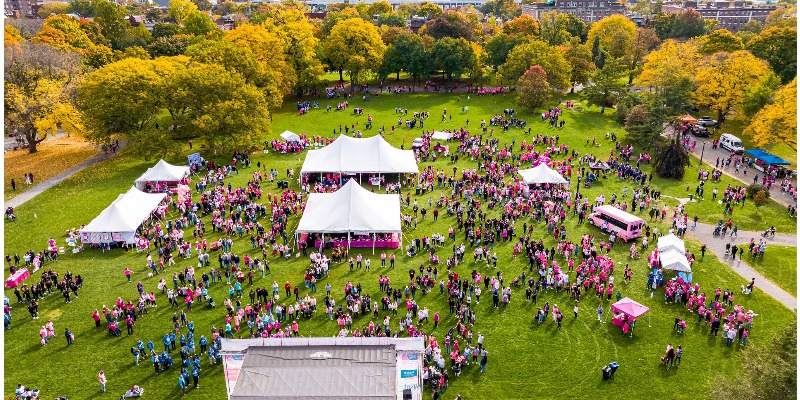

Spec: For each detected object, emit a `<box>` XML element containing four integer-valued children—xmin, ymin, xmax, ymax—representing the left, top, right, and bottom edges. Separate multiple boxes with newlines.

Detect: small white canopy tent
<box><xmin>518</xmin><ymin>163</ymin><xmax>568</xmax><ymax>185</ymax></box>
<box><xmin>134</xmin><ymin>159</ymin><xmax>190</xmax><ymax>190</ymax></box>
<box><xmin>80</xmin><ymin>187</ymin><xmax>168</xmax><ymax>244</ymax></box>
<box><xmin>297</xmin><ymin>179</ymin><xmax>401</xmax><ymax>234</ymax></box>
<box><xmin>659</xmin><ymin>248</ymin><xmax>692</xmax><ymax>273</ymax></box>
<box><xmin>657</xmin><ymin>234</ymin><xmax>686</xmax><ymax>254</ymax></box>
<box><xmin>431</xmin><ymin>131</ymin><xmax>452</xmax><ymax>140</ymax></box>
<box><xmin>280</xmin><ymin>131</ymin><xmax>301</xmax><ymax>142</ymax></box>
<box><xmin>300</xmin><ymin>135</ymin><xmax>418</xmax><ymax>175</ymax></box>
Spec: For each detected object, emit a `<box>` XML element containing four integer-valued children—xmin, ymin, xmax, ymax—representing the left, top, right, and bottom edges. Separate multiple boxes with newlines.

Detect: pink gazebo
<box><xmin>611</xmin><ymin>297</ymin><xmax>651</xmax><ymax>335</ymax></box>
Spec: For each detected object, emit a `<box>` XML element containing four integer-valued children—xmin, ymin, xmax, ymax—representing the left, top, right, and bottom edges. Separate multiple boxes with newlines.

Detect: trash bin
<box><xmin>602</xmin><ymin>365</ymin><xmax>611</xmax><ymax>380</ymax></box>
<box><xmin>415</xmin><ymin>187</ymin><xmax>421</xmax><ymax>195</ymax></box>
<box><xmin>608</xmin><ymin>362</ymin><xmax>619</xmax><ymax>379</ymax></box>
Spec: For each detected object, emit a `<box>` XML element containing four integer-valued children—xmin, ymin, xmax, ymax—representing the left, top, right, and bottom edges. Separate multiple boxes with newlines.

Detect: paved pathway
<box><xmin>687</xmin><ymin>222</ymin><xmax>797</xmax><ymax>311</ymax></box>
<box><xmin>5</xmin><ymin>144</ymin><xmax>124</xmax><ymax>209</ymax></box>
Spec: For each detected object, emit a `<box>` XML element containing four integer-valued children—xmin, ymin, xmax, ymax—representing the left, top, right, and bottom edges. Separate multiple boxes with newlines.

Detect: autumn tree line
<box><xmin>3</xmin><ymin>0</ymin><xmax>796</xmax><ymax>158</ymax></box>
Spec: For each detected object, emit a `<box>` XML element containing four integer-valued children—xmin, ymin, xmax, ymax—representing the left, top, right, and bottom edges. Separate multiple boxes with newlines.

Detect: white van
<box><xmin>719</xmin><ymin>133</ymin><xmax>745</xmax><ymax>154</ymax></box>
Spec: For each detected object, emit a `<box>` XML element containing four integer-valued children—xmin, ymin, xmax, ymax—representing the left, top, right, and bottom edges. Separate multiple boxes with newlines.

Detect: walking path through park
<box><xmin>662</xmin><ymin>195</ymin><xmax>796</xmax><ymax>310</ymax></box>
<box><xmin>688</xmin><ymin>221</ymin><xmax>797</xmax><ymax>311</ymax></box>
<box><xmin>4</xmin><ymin>143</ymin><xmax>125</xmax><ymax>209</ymax></box>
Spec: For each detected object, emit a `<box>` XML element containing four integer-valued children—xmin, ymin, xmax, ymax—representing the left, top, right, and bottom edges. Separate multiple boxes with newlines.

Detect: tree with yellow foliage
<box><xmin>586</xmin><ymin>15</ymin><xmax>637</xmax><ymax>62</ymax></box>
<box><xmin>168</xmin><ymin>0</ymin><xmax>199</xmax><ymax>25</ymax></box>
<box><xmin>4</xmin><ymin>42</ymin><xmax>84</xmax><ymax>153</ymax></box>
<box><xmin>502</xmin><ymin>14</ymin><xmax>539</xmax><ymax>37</ymax></box>
<box><xmin>694</xmin><ymin>50</ymin><xmax>771</xmax><ymax>125</ymax></box>
<box><xmin>321</xmin><ymin>17</ymin><xmax>386</xmax><ymax>89</ymax></box>
<box><xmin>745</xmin><ymin>78</ymin><xmax>797</xmax><ymax>151</ymax></box>
<box><xmin>638</xmin><ymin>39</ymin><xmax>699</xmax><ymax>112</ymax></box>
<box><xmin>260</xmin><ymin>6</ymin><xmax>324</xmax><ymax>96</ymax></box>
<box><xmin>4</xmin><ymin>25</ymin><xmax>23</xmax><ymax>45</ymax></box>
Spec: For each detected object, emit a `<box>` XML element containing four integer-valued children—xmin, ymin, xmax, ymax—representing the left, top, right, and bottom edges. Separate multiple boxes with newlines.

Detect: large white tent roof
<box><xmin>300</xmin><ymin>135</ymin><xmax>418</xmax><ymax>174</ymax></box>
<box><xmin>296</xmin><ymin>179</ymin><xmax>401</xmax><ymax>233</ymax></box>
<box><xmin>134</xmin><ymin>159</ymin><xmax>189</xmax><ymax>187</ymax></box>
<box><xmin>659</xmin><ymin>248</ymin><xmax>692</xmax><ymax>273</ymax></box>
<box><xmin>280</xmin><ymin>131</ymin><xmax>301</xmax><ymax>142</ymax></box>
<box><xmin>431</xmin><ymin>131</ymin><xmax>452</xmax><ymax>140</ymax></box>
<box><xmin>81</xmin><ymin>187</ymin><xmax>167</xmax><ymax>233</ymax></box>
<box><xmin>518</xmin><ymin>163</ymin><xmax>568</xmax><ymax>185</ymax></box>
<box><xmin>657</xmin><ymin>234</ymin><xmax>685</xmax><ymax>254</ymax></box>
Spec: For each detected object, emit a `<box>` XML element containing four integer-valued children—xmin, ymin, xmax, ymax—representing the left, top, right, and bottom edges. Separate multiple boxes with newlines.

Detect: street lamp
<box><xmin>699</xmin><ymin>140</ymin><xmax>706</xmax><ymax>169</ymax></box>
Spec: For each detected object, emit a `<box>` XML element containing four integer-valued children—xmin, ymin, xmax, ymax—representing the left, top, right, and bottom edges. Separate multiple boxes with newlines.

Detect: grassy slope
<box><xmin>740</xmin><ymin>245</ymin><xmax>797</xmax><ymax>297</ymax></box>
<box><xmin>3</xmin><ymin>92</ymin><xmax>796</xmax><ymax>399</ymax></box>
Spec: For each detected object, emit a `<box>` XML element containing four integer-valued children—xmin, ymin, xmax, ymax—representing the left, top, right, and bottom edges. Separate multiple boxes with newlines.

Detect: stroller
<box><xmin>108</xmin><ymin>324</ymin><xmax>122</xmax><ymax>336</ymax></box>
<box><xmin>120</xmin><ymin>385</ymin><xmax>143</xmax><ymax>399</ymax></box>
<box><xmin>205</xmin><ymin>295</ymin><xmax>216</xmax><ymax>308</ymax></box>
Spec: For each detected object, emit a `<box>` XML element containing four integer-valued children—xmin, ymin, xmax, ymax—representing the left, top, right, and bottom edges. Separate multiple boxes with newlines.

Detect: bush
<box><xmin>746</xmin><ymin>183</ymin><xmax>771</xmax><ymax>198</ymax></box>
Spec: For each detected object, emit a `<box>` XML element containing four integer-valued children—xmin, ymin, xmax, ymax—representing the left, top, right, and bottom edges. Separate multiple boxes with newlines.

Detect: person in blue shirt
<box><xmin>187</xmin><ymin>320</ymin><xmax>195</xmax><ymax>333</ymax></box>
<box><xmin>65</xmin><ymin>327</ymin><xmax>73</xmax><ymax>346</ymax></box>
<box><xmin>163</xmin><ymin>333</ymin><xmax>171</xmax><ymax>353</ymax></box>
<box><xmin>199</xmin><ymin>336</ymin><xmax>208</xmax><ymax>353</ymax></box>
<box><xmin>207</xmin><ymin>346</ymin><xmax>216</xmax><ymax>365</ymax></box>
<box><xmin>191</xmin><ymin>365</ymin><xmax>201</xmax><ymax>388</ymax></box>
<box><xmin>179</xmin><ymin>334</ymin><xmax>187</xmax><ymax>348</ymax></box>
<box><xmin>178</xmin><ymin>374</ymin><xmax>186</xmax><ymax>396</ymax></box>
<box><xmin>146</xmin><ymin>340</ymin><xmax>154</xmax><ymax>353</ymax></box>
<box><xmin>169</xmin><ymin>332</ymin><xmax>177</xmax><ymax>351</ymax></box>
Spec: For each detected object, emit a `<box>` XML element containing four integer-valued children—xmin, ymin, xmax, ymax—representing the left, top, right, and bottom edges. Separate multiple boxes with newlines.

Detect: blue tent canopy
<box><xmin>744</xmin><ymin>149</ymin><xmax>792</xmax><ymax>166</ymax></box>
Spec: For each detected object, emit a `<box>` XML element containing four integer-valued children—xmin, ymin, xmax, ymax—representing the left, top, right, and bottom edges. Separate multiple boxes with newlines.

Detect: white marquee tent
<box><xmin>280</xmin><ymin>131</ymin><xmax>301</xmax><ymax>142</ymax></box>
<box><xmin>300</xmin><ymin>135</ymin><xmax>418</xmax><ymax>175</ymax></box>
<box><xmin>659</xmin><ymin>249</ymin><xmax>692</xmax><ymax>273</ymax></box>
<box><xmin>518</xmin><ymin>163</ymin><xmax>568</xmax><ymax>185</ymax></box>
<box><xmin>431</xmin><ymin>131</ymin><xmax>452</xmax><ymax>140</ymax></box>
<box><xmin>657</xmin><ymin>234</ymin><xmax>686</xmax><ymax>254</ymax></box>
<box><xmin>80</xmin><ymin>187</ymin><xmax>168</xmax><ymax>244</ymax></box>
<box><xmin>134</xmin><ymin>159</ymin><xmax>190</xmax><ymax>190</ymax></box>
<box><xmin>297</xmin><ymin>179</ymin><xmax>401</xmax><ymax>234</ymax></box>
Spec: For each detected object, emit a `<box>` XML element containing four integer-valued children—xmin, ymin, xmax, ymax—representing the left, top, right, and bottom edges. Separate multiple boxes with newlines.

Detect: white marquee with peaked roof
<box><xmin>518</xmin><ymin>163</ymin><xmax>568</xmax><ymax>185</ymax></box>
<box><xmin>296</xmin><ymin>179</ymin><xmax>401</xmax><ymax>233</ymax></box>
<box><xmin>300</xmin><ymin>135</ymin><xmax>418</xmax><ymax>175</ymax></box>
<box><xmin>80</xmin><ymin>186</ymin><xmax>168</xmax><ymax>244</ymax></box>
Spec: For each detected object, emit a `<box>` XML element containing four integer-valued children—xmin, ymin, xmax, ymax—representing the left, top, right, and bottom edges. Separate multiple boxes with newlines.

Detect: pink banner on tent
<box><xmin>611</xmin><ymin>297</ymin><xmax>650</xmax><ymax>319</ymax></box>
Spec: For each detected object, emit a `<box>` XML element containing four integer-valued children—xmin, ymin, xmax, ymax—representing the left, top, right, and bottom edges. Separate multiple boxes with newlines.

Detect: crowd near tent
<box><xmin>134</xmin><ymin>159</ymin><xmax>190</xmax><ymax>190</ymax></box>
<box><xmin>280</xmin><ymin>131</ymin><xmax>301</xmax><ymax>142</ymax></box>
<box><xmin>300</xmin><ymin>135</ymin><xmax>418</xmax><ymax>176</ymax></box>
<box><xmin>80</xmin><ymin>186</ymin><xmax>167</xmax><ymax>244</ymax></box>
<box><xmin>518</xmin><ymin>163</ymin><xmax>568</xmax><ymax>185</ymax></box>
<box><xmin>431</xmin><ymin>131</ymin><xmax>452</xmax><ymax>141</ymax></box>
<box><xmin>297</xmin><ymin>179</ymin><xmax>401</xmax><ymax>234</ymax></box>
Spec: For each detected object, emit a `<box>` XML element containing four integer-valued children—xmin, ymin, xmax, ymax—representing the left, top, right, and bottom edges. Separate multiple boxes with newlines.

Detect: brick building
<box><xmin>661</xmin><ymin>1</ymin><xmax>778</xmax><ymax>32</ymax></box>
<box><xmin>521</xmin><ymin>0</ymin><xmax>627</xmax><ymax>23</ymax></box>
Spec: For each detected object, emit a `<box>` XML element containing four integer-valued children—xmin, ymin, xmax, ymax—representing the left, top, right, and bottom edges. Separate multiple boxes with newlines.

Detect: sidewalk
<box><xmin>688</xmin><ymin>222</ymin><xmax>797</xmax><ymax>311</ymax></box>
<box><xmin>5</xmin><ymin>144</ymin><xmax>124</xmax><ymax>209</ymax></box>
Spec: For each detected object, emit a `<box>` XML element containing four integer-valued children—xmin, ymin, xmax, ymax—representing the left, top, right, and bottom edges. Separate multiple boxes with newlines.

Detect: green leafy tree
<box><xmin>537</xmin><ymin>10</ymin><xmax>572</xmax><ymax>45</ymax></box>
<box><xmin>583</xmin><ymin>54</ymin><xmax>627</xmax><ymax>109</ymax></box>
<box><xmin>320</xmin><ymin>7</ymin><xmax>361</xmax><ymax>37</ymax></box>
<box><xmin>499</xmin><ymin>39</ymin><xmax>571</xmax><ymax>90</ymax></box>
<box><xmin>192</xmin><ymin>0</ymin><xmax>212</xmax><ymax>11</ymax></box>
<box><xmin>746</xmin><ymin>27</ymin><xmax>797</xmax><ymax>83</ymax></box>
<box><xmin>183</xmin><ymin>11</ymin><xmax>221</xmax><ymax>38</ymax></box>
<box><xmin>418</xmin><ymin>2</ymin><xmax>443</xmax><ymax>19</ymax></box>
<box><xmin>517</xmin><ymin>65</ymin><xmax>551</xmax><ymax>111</ymax></box>
<box><xmin>379</xmin><ymin>32</ymin><xmax>427</xmax><ymax>81</ymax></box>
<box><xmin>93</xmin><ymin>0</ymin><xmax>130</xmax><ymax>49</ymax></box>
<box><xmin>624</xmin><ymin>104</ymin><xmax>660</xmax><ymax>147</ymax></box>
<box><xmin>711</xmin><ymin>321</ymin><xmax>797</xmax><ymax>400</ymax></box>
<box><xmin>484</xmin><ymin>32</ymin><xmax>523</xmax><ymax>68</ymax></box>
<box><xmin>742</xmin><ymin>72</ymin><xmax>780</xmax><ymax>117</ymax></box>
<box><xmin>377</xmin><ymin>12</ymin><xmax>406</xmax><ymax>27</ymax></box>
<box><xmin>432</xmin><ymin>37</ymin><xmax>474</xmax><ymax>81</ymax></box>
<box><xmin>152</xmin><ymin>23</ymin><xmax>181</xmax><ymax>39</ymax></box>
<box><xmin>321</xmin><ymin>17</ymin><xmax>386</xmax><ymax>88</ymax></box>
<box><xmin>653</xmin><ymin>138</ymin><xmax>690</xmax><ymax>178</ymax></box>
<box><xmin>753</xmin><ymin>190</ymin><xmax>768</xmax><ymax>209</ymax></box>
<box><xmin>147</xmin><ymin>36</ymin><xmax>189</xmax><ymax>57</ymax></box>
<box><xmin>670</xmin><ymin>9</ymin><xmax>707</xmax><ymax>39</ymax></box>
<box><xmin>421</xmin><ymin>10</ymin><xmax>477</xmax><ymax>42</ymax></box>
<box><xmin>67</xmin><ymin>0</ymin><xmax>96</xmax><ymax>17</ymax></box>
<box><xmin>565</xmin><ymin>39</ymin><xmax>595</xmax><ymax>91</ymax></box>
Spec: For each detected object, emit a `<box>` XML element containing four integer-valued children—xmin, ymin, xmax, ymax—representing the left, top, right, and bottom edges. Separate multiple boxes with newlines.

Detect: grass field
<box><xmin>3</xmin><ymin>92</ymin><xmax>796</xmax><ymax>399</ymax></box>
<box><xmin>3</xmin><ymin>136</ymin><xmax>98</xmax><ymax>201</ymax></box>
<box><xmin>741</xmin><ymin>245</ymin><xmax>798</xmax><ymax>297</ymax></box>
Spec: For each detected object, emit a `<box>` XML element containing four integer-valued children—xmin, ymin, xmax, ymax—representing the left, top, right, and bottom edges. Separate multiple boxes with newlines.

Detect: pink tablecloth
<box><xmin>5</xmin><ymin>268</ymin><xmax>30</xmax><ymax>288</ymax></box>
<box><xmin>315</xmin><ymin>240</ymin><xmax>400</xmax><ymax>249</ymax></box>
<box><xmin>612</xmin><ymin>315</ymin><xmax>626</xmax><ymax>328</ymax></box>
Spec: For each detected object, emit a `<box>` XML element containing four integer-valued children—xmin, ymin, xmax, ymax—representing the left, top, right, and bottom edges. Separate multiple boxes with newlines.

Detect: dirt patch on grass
<box><xmin>4</xmin><ymin>137</ymin><xmax>98</xmax><ymax>201</ymax></box>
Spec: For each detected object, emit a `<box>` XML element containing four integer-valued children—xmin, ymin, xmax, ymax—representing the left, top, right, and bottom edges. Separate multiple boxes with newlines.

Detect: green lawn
<box><xmin>3</xmin><ymin>92</ymin><xmax>796</xmax><ymax>399</ymax></box>
<box><xmin>741</xmin><ymin>245</ymin><xmax>797</xmax><ymax>297</ymax></box>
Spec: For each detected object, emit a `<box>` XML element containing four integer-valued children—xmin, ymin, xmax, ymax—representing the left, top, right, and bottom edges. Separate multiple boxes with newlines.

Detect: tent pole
<box><xmin>372</xmin><ymin>232</ymin><xmax>376</xmax><ymax>255</ymax></box>
<box><xmin>347</xmin><ymin>231</ymin><xmax>351</xmax><ymax>251</ymax></box>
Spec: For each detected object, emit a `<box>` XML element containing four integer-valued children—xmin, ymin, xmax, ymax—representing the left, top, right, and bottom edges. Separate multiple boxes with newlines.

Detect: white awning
<box><xmin>518</xmin><ymin>163</ymin><xmax>568</xmax><ymax>184</ymax></box>
<box><xmin>657</xmin><ymin>234</ymin><xmax>685</xmax><ymax>254</ymax></box>
<box><xmin>297</xmin><ymin>179</ymin><xmax>401</xmax><ymax>233</ymax></box>
<box><xmin>300</xmin><ymin>135</ymin><xmax>418</xmax><ymax>175</ymax></box>
<box><xmin>81</xmin><ymin>187</ymin><xmax>167</xmax><ymax>242</ymax></box>
<box><xmin>431</xmin><ymin>131</ymin><xmax>451</xmax><ymax>140</ymax></box>
<box><xmin>134</xmin><ymin>159</ymin><xmax>189</xmax><ymax>189</ymax></box>
<box><xmin>280</xmin><ymin>131</ymin><xmax>301</xmax><ymax>142</ymax></box>
<box><xmin>659</xmin><ymin>249</ymin><xmax>692</xmax><ymax>273</ymax></box>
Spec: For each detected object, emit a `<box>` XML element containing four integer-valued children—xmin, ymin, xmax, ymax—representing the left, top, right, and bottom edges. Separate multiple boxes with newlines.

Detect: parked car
<box><xmin>691</xmin><ymin>125</ymin><xmax>711</xmax><ymax>137</ymax></box>
<box><xmin>697</xmin><ymin>116</ymin><xmax>717</xmax><ymax>127</ymax></box>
